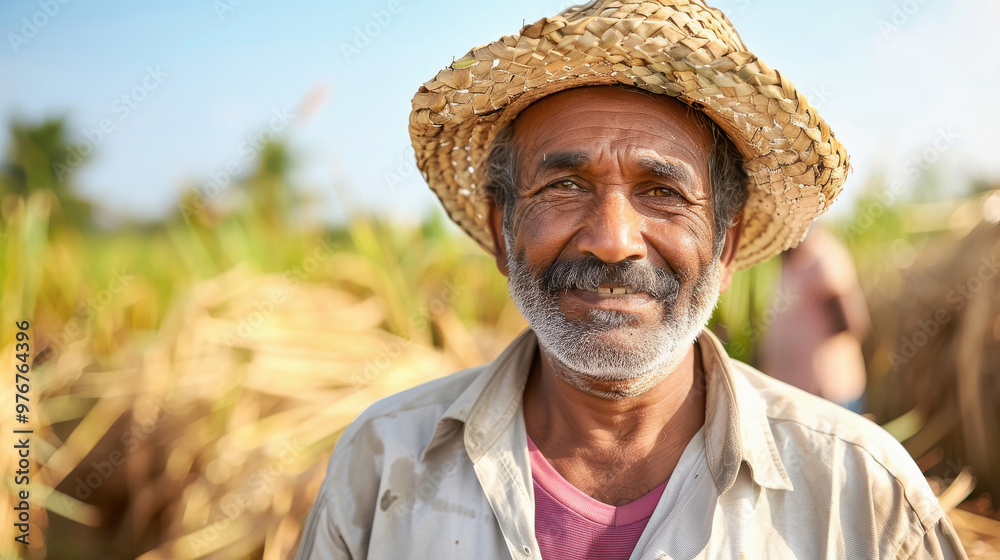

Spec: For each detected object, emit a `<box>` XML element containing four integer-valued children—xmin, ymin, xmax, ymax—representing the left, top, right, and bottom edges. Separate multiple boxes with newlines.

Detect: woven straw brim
<box><xmin>409</xmin><ymin>0</ymin><xmax>849</xmax><ymax>270</ymax></box>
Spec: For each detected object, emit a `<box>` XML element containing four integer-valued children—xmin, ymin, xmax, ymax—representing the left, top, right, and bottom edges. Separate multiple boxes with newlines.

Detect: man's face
<box><xmin>489</xmin><ymin>86</ymin><xmax>738</xmax><ymax>398</ymax></box>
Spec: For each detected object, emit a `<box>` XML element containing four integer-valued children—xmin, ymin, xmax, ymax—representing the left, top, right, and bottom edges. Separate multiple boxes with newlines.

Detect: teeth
<box><xmin>597</xmin><ymin>285</ymin><xmax>634</xmax><ymax>295</ymax></box>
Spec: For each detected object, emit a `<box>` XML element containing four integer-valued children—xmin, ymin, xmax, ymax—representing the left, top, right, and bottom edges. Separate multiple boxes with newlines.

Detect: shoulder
<box><xmin>335</xmin><ymin>362</ymin><xmax>488</xmax><ymax>462</ymax></box>
<box><xmin>318</xmin><ymin>362</ymin><xmax>487</xmax><ymax>504</ymax></box>
<box><xmin>299</xmin><ymin>363</ymin><xmax>490</xmax><ymax>559</ymax></box>
<box><xmin>730</xmin><ymin>359</ymin><xmax>944</xmax><ymax>532</ymax></box>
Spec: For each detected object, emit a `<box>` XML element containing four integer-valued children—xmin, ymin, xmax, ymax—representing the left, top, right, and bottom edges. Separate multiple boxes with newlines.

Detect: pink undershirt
<box><xmin>527</xmin><ymin>435</ymin><xmax>667</xmax><ymax>560</ymax></box>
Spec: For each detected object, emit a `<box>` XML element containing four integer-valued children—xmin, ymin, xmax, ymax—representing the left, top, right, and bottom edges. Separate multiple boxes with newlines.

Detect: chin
<box><xmin>541</xmin><ymin>321</ymin><xmax>688</xmax><ymax>376</ymax></box>
<box><xmin>546</xmin><ymin>339</ymin><xmax>689</xmax><ymax>400</ymax></box>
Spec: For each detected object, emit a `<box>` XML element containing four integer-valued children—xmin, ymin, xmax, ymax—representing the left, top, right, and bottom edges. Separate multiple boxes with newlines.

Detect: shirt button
<box><xmin>522</xmin><ymin>545</ymin><xmax>531</xmax><ymax>555</ymax></box>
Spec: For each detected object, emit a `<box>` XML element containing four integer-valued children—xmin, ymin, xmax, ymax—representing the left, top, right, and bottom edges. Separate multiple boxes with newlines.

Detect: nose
<box><xmin>575</xmin><ymin>191</ymin><xmax>647</xmax><ymax>263</ymax></box>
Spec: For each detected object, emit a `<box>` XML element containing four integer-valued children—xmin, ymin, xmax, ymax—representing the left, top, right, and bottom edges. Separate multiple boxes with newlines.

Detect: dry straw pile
<box><xmin>861</xmin><ymin>199</ymin><xmax>1000</xmax><ymax>557</ymax></box>
<box><xmin>4</xmin><ymin>261</ymin><xmax>522</xmax><ymax>558</ymax></box>
<box><xmin>1</xmin><ymin>191</ymin><xmax>523</xmax><ymax>559</ymax></box>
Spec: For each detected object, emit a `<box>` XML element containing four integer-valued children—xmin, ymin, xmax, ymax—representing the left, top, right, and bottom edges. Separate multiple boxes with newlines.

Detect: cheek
<box><xmin>649</xmin><ymin>222</ymin><xmax>714</xmax><ymax>278</ymax></box>
<box><xmin>512</xmin><ymin>201</ymin><xmax>583</xmax><ymax>258</ymax></box>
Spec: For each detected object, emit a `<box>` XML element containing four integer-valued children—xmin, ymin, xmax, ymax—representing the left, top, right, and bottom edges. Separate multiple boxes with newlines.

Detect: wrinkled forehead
<box><xmin>509</xmin><ymin>85</ymin><xmax>716</xmax><ymax>174</ymax></box>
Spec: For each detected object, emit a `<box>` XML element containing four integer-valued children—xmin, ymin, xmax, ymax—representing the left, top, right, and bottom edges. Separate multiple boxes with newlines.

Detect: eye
<box><xmin>644</xmin><ymin>186</ymin><xmax>679</xmax><ymax>198</ymax></box>
<box><xmin>546</xmin><ymin>179</ymin><xmax>581</xmax><ymax>190</ymax></box>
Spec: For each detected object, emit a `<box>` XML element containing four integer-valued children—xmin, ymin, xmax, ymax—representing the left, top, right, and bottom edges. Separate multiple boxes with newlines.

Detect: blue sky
<box><xmin>2</xmin><ymin>0</ymin><xmax>998</xmax><ymax>228</ymax></box>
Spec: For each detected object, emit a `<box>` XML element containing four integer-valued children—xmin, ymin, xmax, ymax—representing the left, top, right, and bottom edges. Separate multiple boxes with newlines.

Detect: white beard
<box><xmin>505</xmin><ymin>244</ymin><xmax>721</xmax><ymax>400</ymax></box>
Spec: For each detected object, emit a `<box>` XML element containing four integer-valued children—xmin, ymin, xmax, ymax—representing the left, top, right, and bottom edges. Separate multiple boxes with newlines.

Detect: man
<box><xmin>298</xmin><ymin>1</ymin><xmax>966</xmax><ymax>558</ymax></box>
<box><xmin>760</xmin><ymin>226</ymin><xmax>872</xmax><ymax>412</ymax></box>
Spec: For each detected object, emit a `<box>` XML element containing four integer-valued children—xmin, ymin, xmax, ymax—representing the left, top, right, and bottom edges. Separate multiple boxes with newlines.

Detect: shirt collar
<box><xmin>698</xmin><ymin>328</ymin><xmax>794</xmax><ymax>492</ymax></box>
<box><xmin>421</xmin><ymin>328</ymin><xmax>793</xmax><ymax>492</ymax></box>
<box><xmin>420</xmin><ymin>328</ymin><xmax>537</xmax><ymax>462</ymax></box>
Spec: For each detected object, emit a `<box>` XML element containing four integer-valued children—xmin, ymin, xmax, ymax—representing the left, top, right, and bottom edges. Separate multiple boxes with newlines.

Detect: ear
<box><xmin>487</xmin><ymin>198</ymin><xmax>510</xmax><ymax>277</ymax></box>
<box><xmin>717</xmin><ymin>213</ymin><xmax>743</xmax><ymax>293</ymax></box>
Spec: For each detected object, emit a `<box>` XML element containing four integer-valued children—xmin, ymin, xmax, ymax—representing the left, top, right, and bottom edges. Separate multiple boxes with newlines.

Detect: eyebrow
<box><xmin>533</xmin><ymin>151</ymin><xmax>694</xmax><ymax>184</ymax></box>
<box><xmin>636</xmin><ymin>155</ymin><xmax>694</xmax><ymax>185</ymax></box>
<box><xmin>534</xmin><ymin>151</ymin><xmax>590</xmax><ymax>175</ymax></box>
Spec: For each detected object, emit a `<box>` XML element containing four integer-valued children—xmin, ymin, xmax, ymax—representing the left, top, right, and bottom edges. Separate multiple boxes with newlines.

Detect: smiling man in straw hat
<box><xmin>297</xmin><ymin>1</ymin><xmax>966</xmax><ymax>558</ymax></box>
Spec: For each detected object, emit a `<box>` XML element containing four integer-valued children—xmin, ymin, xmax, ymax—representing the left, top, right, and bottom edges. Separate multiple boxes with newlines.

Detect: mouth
<box><xmin>563</xmin><ymin>285</ymin><xmax>656</xmax><ymax>312</ymax></box>
<box><xmin>578</xmin><ymin>284</ymin><xmax>645</xmax><ymax>296</ymax></box>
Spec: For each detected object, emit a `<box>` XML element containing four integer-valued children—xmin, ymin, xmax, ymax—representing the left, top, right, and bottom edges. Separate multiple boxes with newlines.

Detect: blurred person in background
<box><xmin>760</xmin><ymin>225</ymin><xmax>871</xmax><ymax>412</ymax></box>
<box><xmin>296</xmin><ymin>1</ymin><xmax>966</xmax><ymax>558</ymax></box>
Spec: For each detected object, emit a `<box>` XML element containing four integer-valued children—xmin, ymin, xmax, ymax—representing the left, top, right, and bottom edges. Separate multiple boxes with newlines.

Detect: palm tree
<box><xmin>0</xmin><ymin>118</ymin><xmax>95</xmax><ymax>229</ymax></box>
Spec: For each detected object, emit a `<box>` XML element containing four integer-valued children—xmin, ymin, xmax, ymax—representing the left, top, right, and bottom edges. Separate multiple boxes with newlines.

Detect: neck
<box><xmin>524</xmin><ymin>337</ymin><xmax>706</xmax><ymax>457</ymax></box>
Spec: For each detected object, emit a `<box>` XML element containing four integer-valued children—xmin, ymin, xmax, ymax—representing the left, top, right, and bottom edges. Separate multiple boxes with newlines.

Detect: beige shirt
<box><xmin>296</xmin><ymin>329</ymin><xmax>966</xmax><ymax>559</ymax></box>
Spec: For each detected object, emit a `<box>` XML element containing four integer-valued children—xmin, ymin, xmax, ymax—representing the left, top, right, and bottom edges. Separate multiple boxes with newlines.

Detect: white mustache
<box><xmin>540</xmin><ymin>256</ymin><xmax>681</xmax><ymax>301</ymax></box>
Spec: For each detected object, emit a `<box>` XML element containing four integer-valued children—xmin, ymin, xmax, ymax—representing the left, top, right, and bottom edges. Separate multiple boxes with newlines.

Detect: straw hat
<box><xmin>409</xmin><ymin>0</ymin><xmax>849</xmax><ymax>269</ymax></box>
